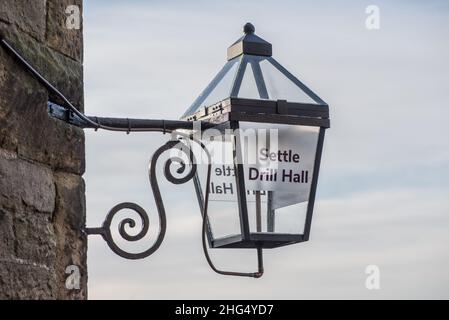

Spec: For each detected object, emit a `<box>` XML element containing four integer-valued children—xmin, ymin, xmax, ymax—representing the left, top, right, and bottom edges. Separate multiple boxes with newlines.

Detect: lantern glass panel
<box><xmin>237</xmin><ymin>122</ymin><xmax>320</xmax><ymax>236</ymax></box>
<box><xmin>182</xmin><ymin>54</ymin><xmax>323</xmax><ymax>120</ymax></box>
<box><xmin>238</xmin><ymin>62</ymin><xmax>261</xmax><ymax>100</ymax></box>
<box><xmin>257</xmin><ymin>57</ymin><xmax>316</xmax><ymax>103</ymax></box>
<box><xmin>183</xmin><ymin>57</ymin><xmax>240</xmax><ymax>118</ymax></box>
<box><xmin>195</xmin><ymin>128</ymin><xmax>242</xmax><ymax>241</ymax></box>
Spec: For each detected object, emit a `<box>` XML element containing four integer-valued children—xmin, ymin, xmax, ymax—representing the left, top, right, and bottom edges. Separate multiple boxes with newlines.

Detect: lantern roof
<box><xmin>182</xmin><ymin>23</ymin><xmax>327</xmax><ymax>119</ymax></box>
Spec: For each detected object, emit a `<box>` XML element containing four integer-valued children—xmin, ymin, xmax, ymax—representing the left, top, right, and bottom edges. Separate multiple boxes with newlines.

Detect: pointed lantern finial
<box><xmin>227</xmin><ymin>22</ymin><xmax>272</xmax><ymax>60</ymax></box>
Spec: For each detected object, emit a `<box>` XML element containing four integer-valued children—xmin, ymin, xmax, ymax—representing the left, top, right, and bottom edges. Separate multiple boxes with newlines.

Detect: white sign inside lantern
<box><xmin>206</xmin><ymin>123</ymin><xmax>319</xmax><ymax>210</ymax></box>
<box><xmin>240</xmin><ymin>122</ymin><xmax>319</xmax><ymax>209</ymax></box>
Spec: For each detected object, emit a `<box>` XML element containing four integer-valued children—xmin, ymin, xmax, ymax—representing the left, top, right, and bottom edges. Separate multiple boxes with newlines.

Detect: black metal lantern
<box><xmin>0</xmin><ymin>22</ymin><xmax>329</xmax><ymax>278</ymax></box>
<box><xmin>183</xmin><ymin>23</ymin><xmax>330</xmax><ymax>250</ymax></box>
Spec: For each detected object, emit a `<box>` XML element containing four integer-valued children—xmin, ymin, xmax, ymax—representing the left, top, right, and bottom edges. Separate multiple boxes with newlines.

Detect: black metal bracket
<box><xmin>1</xmin><ymin>35</ymin><xmax>264</xmax><ymax>278</ymax></box>
<box><xmin>83</xmin><ymin>139</ymin><xmax>190</xmax><ymax>260</ymax></box>
<box><xmin>47</xmin><ymin>101</ymin><xmax>214</xmax><ymax>132</ymax></box>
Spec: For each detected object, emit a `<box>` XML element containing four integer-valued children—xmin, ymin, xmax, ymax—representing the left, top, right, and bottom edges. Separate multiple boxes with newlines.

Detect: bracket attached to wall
<box><xmin>0</xmin><ymin>35</ymin><xmax>263</xmax><ymax>278</ymax></box>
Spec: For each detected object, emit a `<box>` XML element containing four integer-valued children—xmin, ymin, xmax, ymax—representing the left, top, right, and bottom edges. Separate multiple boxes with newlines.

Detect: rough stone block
<box><xmin>54</xmin><ymin>172</ymin><xmax>86</xmax><ymax>230</ymax></box>
<box><xmin>0</xmin><ymin>260</ymin><xmax>57</xmax><ymax>299</ymax></box>
<box><xmin>0</xmin><ymin>0</ymin><xmax>47</xmax><ymax>42</ymax></box>
<box><xmin>0</xmin><ymin>25</ymin><xmax>85</xmax><ymax>174</ymax></box>
<box><xmin>0</xmin><ymin>23</ymin><xmax>84</xmax><ymax>110</ymax></box>
<box><xmin>54</xmin><ymin>226</ymin><xmax>87</xmax><ymax>299</ymax></box>
<box><xmin>47</xmin><ymin>0</ymin><xmax>83</xmax><ymax>62</ymax></box>
<box><xmin>0</xmin><ymin>208</ymin><xmax>15</xmax><ymax>257</ymax></box>
<box><xmin>0</xmin><ymin>149</ymin><xmax>55</xmax><ymax>213</ymax></box>
<box><xmin>13</xmin><ymin>210</ymin><xmax>57</xmax><ymax>266</ymax></box>
<box><xmin>53</xmin><ymin>172</ymin><xmax>87</xmax><ymax>299</ymax></box>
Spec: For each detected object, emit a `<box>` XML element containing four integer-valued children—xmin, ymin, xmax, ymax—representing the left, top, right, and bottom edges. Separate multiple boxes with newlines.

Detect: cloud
<box><xmin>87</xmin><ymin>187</ymin><xmax>449</xmax><ymax>299</ymax></box>
<box><xmin>82</xmin><ymin>0</ymin><xmax>449</xmax><ymax>299</ymax></box>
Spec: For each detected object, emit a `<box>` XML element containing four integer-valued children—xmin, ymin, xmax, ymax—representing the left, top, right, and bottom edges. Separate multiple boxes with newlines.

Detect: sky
<box><xmin>82</xmin><ymin>0</ymin><xmax>449</xmax><ymax>299</ymax></box>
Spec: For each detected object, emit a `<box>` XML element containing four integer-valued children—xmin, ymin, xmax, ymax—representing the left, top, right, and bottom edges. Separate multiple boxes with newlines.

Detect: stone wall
<box><xmin>0</xmin><ymin>0</ymin><xmax>86</xmax><ymax>299</ymax></box>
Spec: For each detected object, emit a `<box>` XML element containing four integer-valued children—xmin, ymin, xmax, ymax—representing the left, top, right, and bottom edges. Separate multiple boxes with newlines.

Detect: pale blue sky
<box><xmin>83</xmin><ymin>0</ymin><xmax>449</xmax><ymax>299</ymax></box>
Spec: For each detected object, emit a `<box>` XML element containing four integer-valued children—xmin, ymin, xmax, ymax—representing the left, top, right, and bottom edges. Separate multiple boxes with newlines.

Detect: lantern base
<box><xmin>211</xmin><ymin>232</ymin><xmax>305</xmax><ymax>249</ymax></box>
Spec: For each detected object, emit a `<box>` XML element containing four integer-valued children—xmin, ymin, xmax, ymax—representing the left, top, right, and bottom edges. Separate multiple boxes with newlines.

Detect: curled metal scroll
<box><xmin>85</xmin><ymin>135</ymin><xmax>263</xmax><ymax>277</ymax></box>
<box><xmin>85</xmin><ymin>139</ymin><xmax>195</xmax><ymax>260</ymax></box>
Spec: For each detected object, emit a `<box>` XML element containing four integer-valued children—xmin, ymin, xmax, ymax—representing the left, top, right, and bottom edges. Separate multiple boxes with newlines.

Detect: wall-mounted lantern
<box><xmin>184</xmin><ymin>23</ymin><xmax>329</xmax><ymax>253</ymax></box>
<box><xmin>0</xmin><ymin>23</ymin><xmax>329</xmax><ymax>278</ymax></box>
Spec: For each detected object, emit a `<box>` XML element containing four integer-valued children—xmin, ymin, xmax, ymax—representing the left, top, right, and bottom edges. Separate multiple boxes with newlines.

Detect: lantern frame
<box><xmin>187</xmin><ymin>96</ymin><xmax>328</xmax><ymax>249</ymax></box>
<box><xmin>182</xmin><ymin>24</ymin><xmax>330</xmax><ymax>249</ymax></box>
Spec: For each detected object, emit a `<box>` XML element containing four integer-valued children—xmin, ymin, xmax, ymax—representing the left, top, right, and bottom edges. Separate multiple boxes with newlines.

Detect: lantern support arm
<box><xmin>1</xmin><ymin>37</ymin><xmax>213</xmax><ymax>133</ymax></box>
<box><xmin>47</xmin><ymin>101</ymin><xmax>213</xmax><ymax>133</ymax></box>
